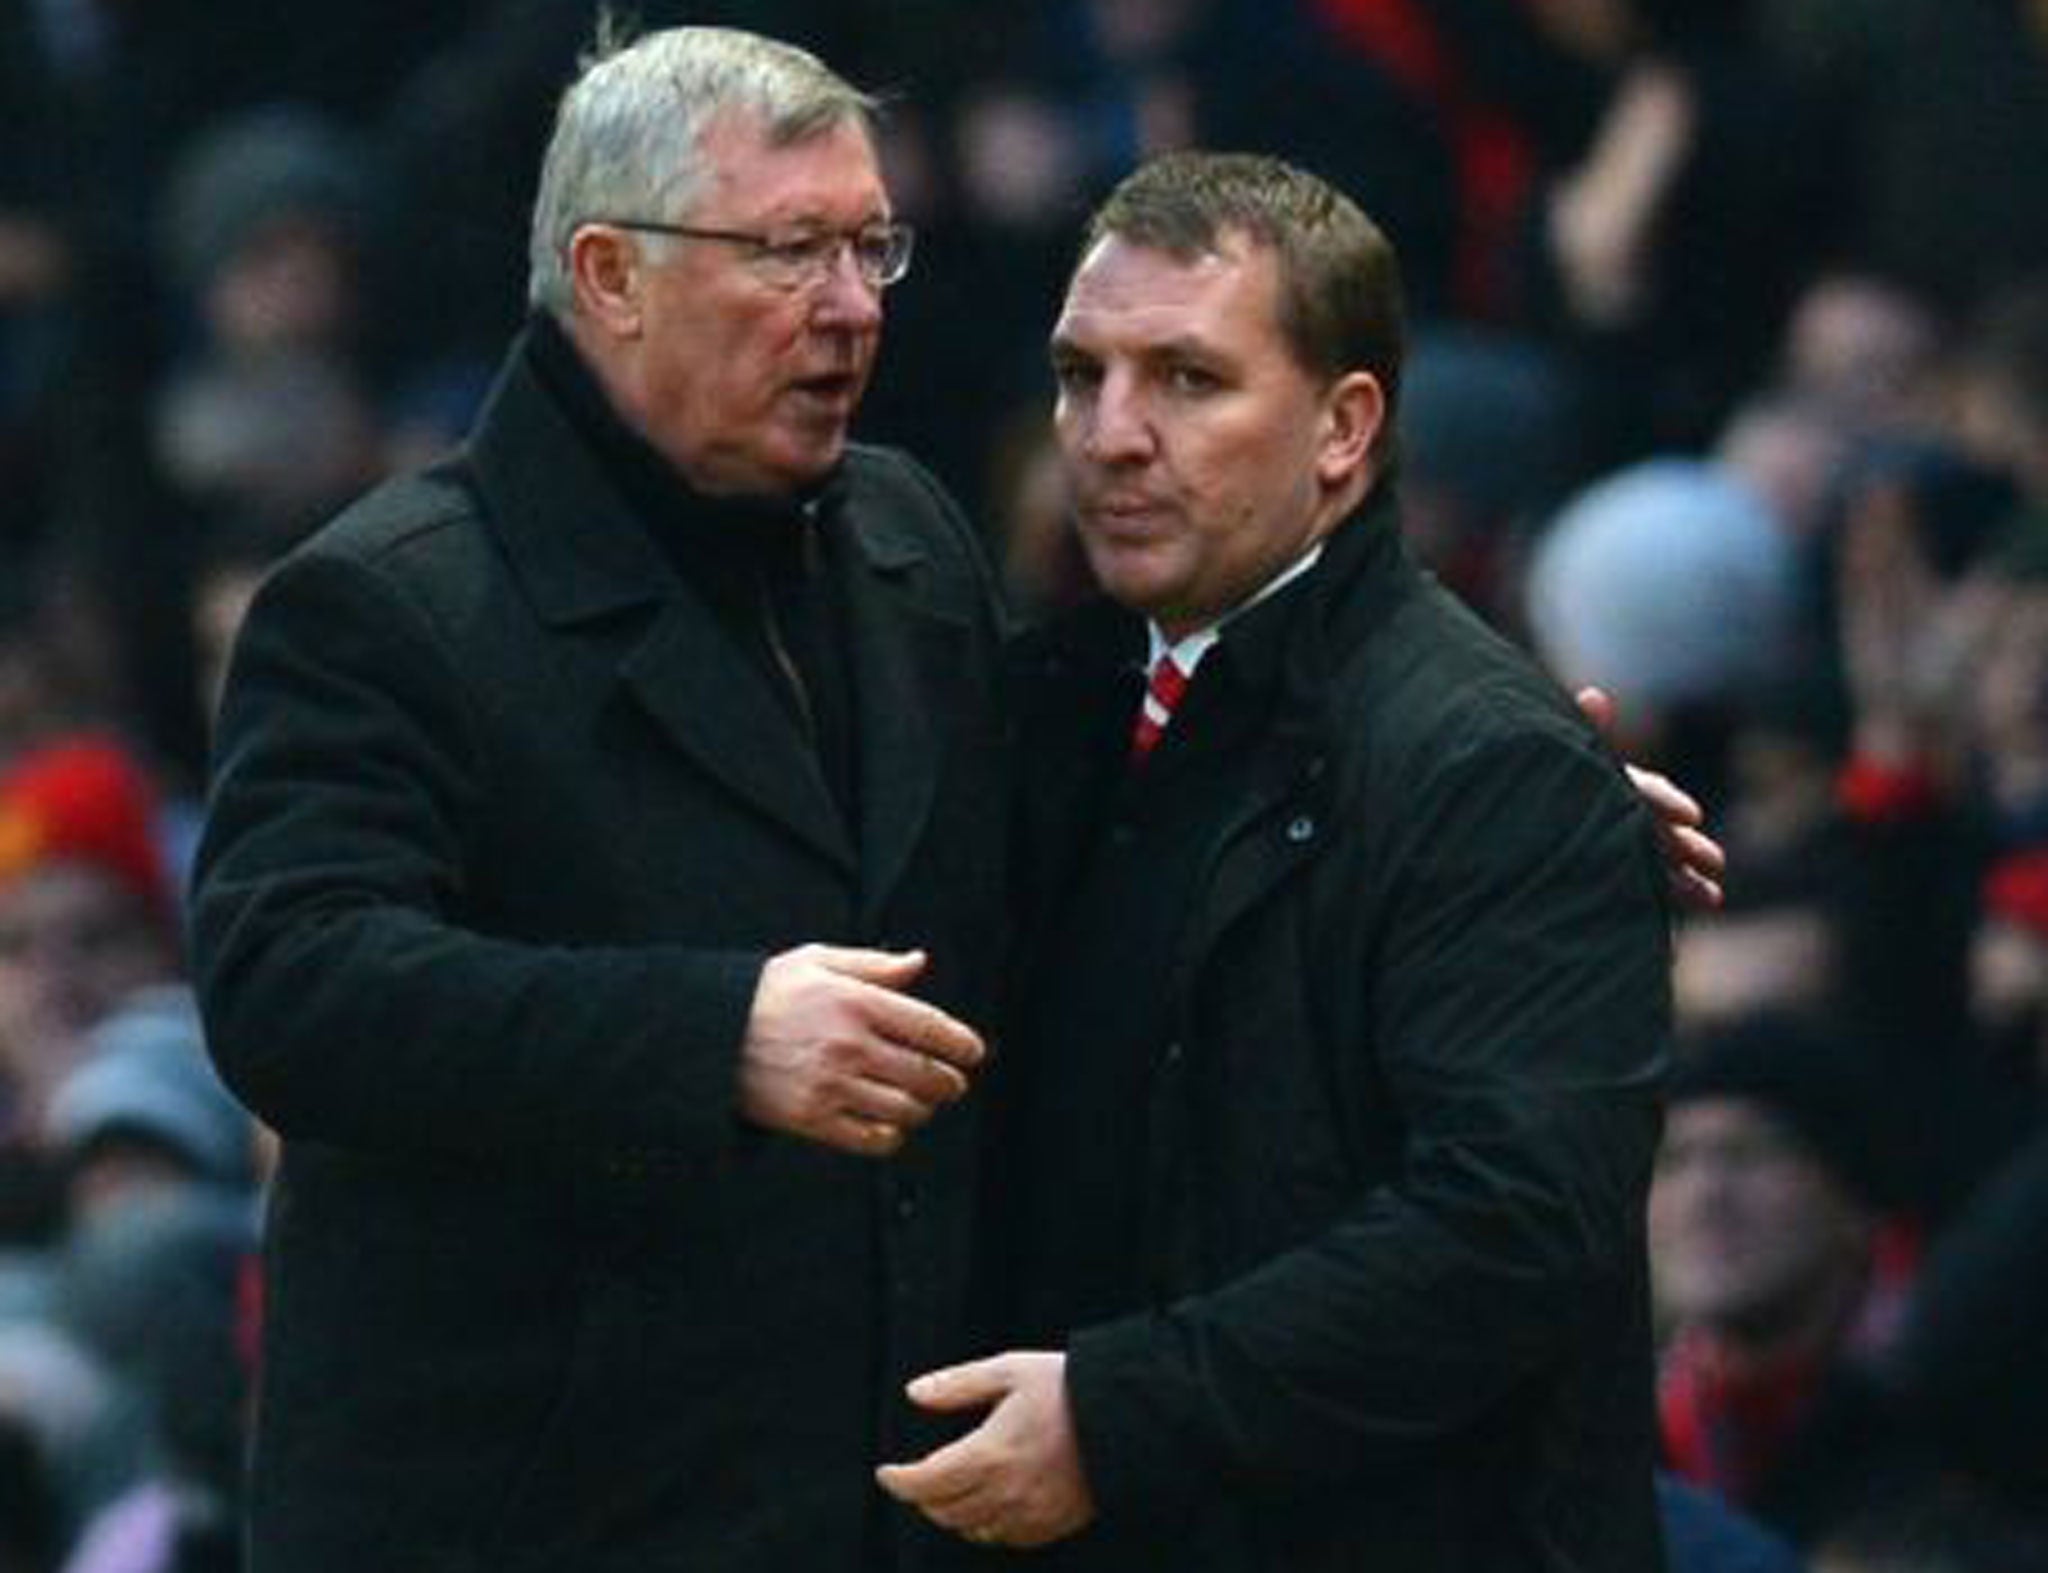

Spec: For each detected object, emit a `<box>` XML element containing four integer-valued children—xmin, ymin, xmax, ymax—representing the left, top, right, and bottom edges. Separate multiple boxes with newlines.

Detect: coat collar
<box><xmin>463</xmin><ymin>321</ymin><xmax>932</xmax><ymax>628</ymax></box>
<box><xmin>1017</xmin><ymin>481</ymin><xmax>1411</xmax><ymax>727</ymax></box>
<box><xmin>459</xmin><ymin>322</ymin><xmax>949</xmax><ymax>900</ymax></box>
<box><xmin>1012</xmin><ymin>484</ymin><xmax>1415</xmax><ymax>985</ymax></box>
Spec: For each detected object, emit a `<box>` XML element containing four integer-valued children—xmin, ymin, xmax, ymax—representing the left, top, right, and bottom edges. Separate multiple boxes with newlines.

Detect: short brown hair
<box><xmin>1082</xmin><ymin>152</ymin><xmax>1406</xmax><ymax>449</ymax></box>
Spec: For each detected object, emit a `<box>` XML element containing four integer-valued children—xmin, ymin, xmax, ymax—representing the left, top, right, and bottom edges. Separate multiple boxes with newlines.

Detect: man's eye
<box><xmin>1052</xmin><ymin>360</ymin><xmax>1100</xmax><ymax>394</ymax></box>
<box><xmin>767</xmin><ymin>234</ymin><xmax>836</xmax><ymax>268</ymax></box>
<box><xmin>1166</xmin><ymin>364</ymin><xmax>1219</xmax><ymax>394</ymax></box>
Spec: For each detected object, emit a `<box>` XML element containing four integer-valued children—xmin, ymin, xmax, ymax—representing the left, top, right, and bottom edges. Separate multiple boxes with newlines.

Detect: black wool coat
<box><xmin>191</xmin><ymin>331</ymin><xmax>1010</xmax><ymax>1573</ymax></box>
<box><xmin>997</xmin><ymin>496</ymin><xmax>1673</xmax><ymax>1573</ymax></box>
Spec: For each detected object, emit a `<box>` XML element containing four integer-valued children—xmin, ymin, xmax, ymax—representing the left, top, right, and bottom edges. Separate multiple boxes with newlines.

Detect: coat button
<box><xmin>1162</xmin><ymin>1041</ymin><xmax>1185</xmax><ymax>1066</ymax></box>
<box><xmin>1285</xmin><ymin>814</ymin><xmax>1316</xmax><ymax>843</ymax></box>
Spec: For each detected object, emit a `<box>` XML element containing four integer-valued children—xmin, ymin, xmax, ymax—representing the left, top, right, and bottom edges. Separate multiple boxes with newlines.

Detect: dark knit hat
<box><xmin>161</xmin><ymin>105</ymin><xmax>371</xmax><ymax>293</ymax></box>
<box><xmin>1669</xmin><ymin>1016</ymin><xmax>1892</xmax><ymax>1208</ymax></box>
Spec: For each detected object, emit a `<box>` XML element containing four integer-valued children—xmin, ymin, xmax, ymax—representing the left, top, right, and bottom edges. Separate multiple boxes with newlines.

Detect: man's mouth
<box><xmin>1082</xmin><ymin>494</ymin><xmax>1172</xmax><ymax>532</ymax></box>
<box><xmin>790</xmin><ymin>370</ymin><xmax>861</xmax><ymax>403</ymax></box>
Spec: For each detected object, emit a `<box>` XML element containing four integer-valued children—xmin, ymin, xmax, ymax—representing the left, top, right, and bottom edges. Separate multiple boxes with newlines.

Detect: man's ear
<box><xmin>567</xmin><ymin>225</ymin><xmax>644</xmax><ymax>339</ymax></box>
<box><xmin>1316</xmin><ymin>371</ymin><xmax>1385</xmax><ymax>488</ymax></box>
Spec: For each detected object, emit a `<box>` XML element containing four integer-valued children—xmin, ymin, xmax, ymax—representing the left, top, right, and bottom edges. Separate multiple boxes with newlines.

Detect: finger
<box><xmin>831</xmin><ymin>1113</ymin><xmax>907</xmax><ymax>1158</ymax></box>
<box><xmin>806</xmin><ymin>945</ymin><xmax>929</xmax><ymax>984</ymax></box>
<box><xmin>857</xmin><ymin>1038</ymin><xmax>971</xmax><ymax>1107</ymax></box>
<box><xmin>861</xmin><ymin>989</ymin><xmax>986</xmax><ymax>1071</ymax></box>
<box><xmin>1625</xmin><ymin>763</ymin><xmax>1702</xmax><ymax>826</ymax></box>
<box><xmin>1574</xmin><ymin>685</ymin><xmax>1618</xmax><ymax>736</ymax></box>
<box><xmin>1666</xmin><ymin>823</ymin><xmax>1726</xmax><ymax>879</ymax></box>
<box><xmin>874</xmin><ymin>1461</ymin><xmax>991</xmax><ymax>1522</ymax></box>
<box><xmin>1670</xmin><ymin>866</ymin><xmax>1725</xmax><ymax>913</ymax></box>
<box><xmin>837</xmin><ymin>1078</ymin><xmax>941</xmax><ymax>1132</ymax></box>
<box><xmin>907</xmin><ymin>1358</ymin><xmax>1014</xmax><ymax>1412</ymax></box>
<box><xmin>875</xmin><ymin>1431</ymin><xmax>988</xmax><ymax>1505</ymax></box>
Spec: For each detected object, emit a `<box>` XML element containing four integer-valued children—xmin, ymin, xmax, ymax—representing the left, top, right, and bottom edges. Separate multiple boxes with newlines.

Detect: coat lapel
<box><xmin>1171</xmin><ymin>503</ymin><xmax>1404</xmax><ymax>996</ymax></box>
<box><xmin>619</xmin><ymin>605</ymin><xmax>855</xmax><ymax>872</ymax></box>
<box><xmin>464</xmin><ymin>335</ymin><xmax>854</xmax><ymax>871</ymax></box>
<box><xmin>834</xmin><ymin>503</ymin><xmax>960</xmax><ymax>926</ymax></box>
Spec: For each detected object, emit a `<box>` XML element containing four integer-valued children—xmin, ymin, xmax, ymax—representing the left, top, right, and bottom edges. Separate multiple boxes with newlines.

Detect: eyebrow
<box><xmin>745</xmin><ymin>204</ymin><xmax>893</xmax><ymax>232</ymax></box>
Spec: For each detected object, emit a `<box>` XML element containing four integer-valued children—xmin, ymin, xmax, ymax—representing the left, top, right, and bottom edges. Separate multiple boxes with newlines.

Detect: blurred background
<box><xmin>1</xmin><ymin>2</ymin><xmax>2047</xmax><ymax>1569</ymax></box>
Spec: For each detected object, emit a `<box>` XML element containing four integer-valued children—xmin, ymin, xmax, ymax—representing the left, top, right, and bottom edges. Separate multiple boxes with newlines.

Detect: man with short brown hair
<box><xmin>880</xmin><ymin>152</ymin><xmax>1673</xmax><ymax>1573</ymax></box>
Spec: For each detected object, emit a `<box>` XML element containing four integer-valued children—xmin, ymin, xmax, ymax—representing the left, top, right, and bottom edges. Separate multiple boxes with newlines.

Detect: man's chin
<box><xmin>755</xmin><ymin>429</ymin><xmax>851</xmax><ymax>497</ymax></box>
<box><xmin>1081</xmin><ymin>549</ymin><xmax>1174</xmax><ymax>621</ymax></box>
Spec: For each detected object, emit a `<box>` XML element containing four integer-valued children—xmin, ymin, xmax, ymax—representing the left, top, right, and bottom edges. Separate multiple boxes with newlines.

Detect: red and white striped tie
<box><xmin>1129</xmin><ymin>652</ymin><xmax>1189</xmax><ymax>766</ymax></box>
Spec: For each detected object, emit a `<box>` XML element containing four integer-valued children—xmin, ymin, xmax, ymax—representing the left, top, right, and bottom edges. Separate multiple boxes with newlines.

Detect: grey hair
<box><xmin>526</xmin><ymin>23</ymin><xmax>877</xmax><ymax>314</ymax></box>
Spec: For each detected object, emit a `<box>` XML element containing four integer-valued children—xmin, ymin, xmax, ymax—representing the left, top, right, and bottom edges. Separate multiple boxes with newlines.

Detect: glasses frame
<box><xmin>591</xmin><ymin>217</ymin><xmax>915</xmax><ymax>292</ymax></box>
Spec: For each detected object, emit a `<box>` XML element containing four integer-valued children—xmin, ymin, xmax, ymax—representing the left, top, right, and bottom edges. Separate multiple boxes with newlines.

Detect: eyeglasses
<box><xmin>594</xmin><ymin>217</ymin><xmax>915</xmax><ymax>292</ymax></box>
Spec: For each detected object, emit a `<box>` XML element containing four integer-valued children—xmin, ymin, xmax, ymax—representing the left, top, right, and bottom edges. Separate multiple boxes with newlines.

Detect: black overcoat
<box><xmin>1000</xmin><ymin>496</ymin><xmax>1672</xmax><ymax>1572</ymax></box>
<box><xmin>191</xmin><ymin>332</ymin><xmax>1010</xmax><ymax>1572</ymax></box>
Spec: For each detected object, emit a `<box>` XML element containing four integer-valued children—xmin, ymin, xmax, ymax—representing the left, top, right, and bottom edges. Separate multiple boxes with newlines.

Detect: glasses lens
<box><xmin>855</xmin><ymin>223</ymin><xmax>914</xmax><ymax>288</ymax></box>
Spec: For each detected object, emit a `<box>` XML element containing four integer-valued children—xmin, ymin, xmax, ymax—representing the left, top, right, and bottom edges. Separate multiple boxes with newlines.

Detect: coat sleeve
<box><xmin>191</xmin><ymin>544</ymin><xmax>764</xmax><ymax>1169</ymax></box>
<box><xmin>1064</xmin><ymin>718</ymin><xmax>1671</xmax><ymax>1515</ymax></box>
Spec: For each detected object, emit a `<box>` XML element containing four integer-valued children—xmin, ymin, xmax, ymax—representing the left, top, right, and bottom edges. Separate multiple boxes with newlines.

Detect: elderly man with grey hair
<box><xmin>192</xmin><ymin>24</ymin><xmax>1005</xmax><ymax>1572</ymax></box>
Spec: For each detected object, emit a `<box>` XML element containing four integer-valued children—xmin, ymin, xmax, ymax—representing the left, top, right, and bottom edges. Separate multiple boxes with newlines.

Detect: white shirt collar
<box><xmin>1144</xmin><ymin>542</ymin><xmax>1325</xmax><ymax>676</ymax></box>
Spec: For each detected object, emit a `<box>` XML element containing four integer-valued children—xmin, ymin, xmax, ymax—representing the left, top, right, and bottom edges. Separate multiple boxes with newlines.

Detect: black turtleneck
<box><xmin>524</xmin><ymin>313</ymin><xmax>859</xmax><ymax>826</ymax></box>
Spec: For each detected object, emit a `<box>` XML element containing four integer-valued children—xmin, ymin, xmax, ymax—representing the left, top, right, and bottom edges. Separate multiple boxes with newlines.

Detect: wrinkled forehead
<box><xmin>690</xmin><ymin>109</ymin><xmax>887</xmax><ymax>221</ymax></box>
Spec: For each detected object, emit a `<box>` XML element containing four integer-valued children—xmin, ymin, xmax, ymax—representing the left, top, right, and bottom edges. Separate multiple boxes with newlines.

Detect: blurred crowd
<box><xmin>0</xmin><ymin>0</ymin><xmax>2045</xmax><ymax>1569</ymax></box>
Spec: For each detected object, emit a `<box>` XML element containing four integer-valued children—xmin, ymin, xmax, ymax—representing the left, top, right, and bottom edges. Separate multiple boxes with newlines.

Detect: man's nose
<box><xmin>1084</xmin><ymin>374</ymin><xmax>1153</xmax><ymax>463</ymax></box>
<box><xmin>811</xmin><ymin>247</ymin><xmax>883</xmax><ymax>329</ymax></box>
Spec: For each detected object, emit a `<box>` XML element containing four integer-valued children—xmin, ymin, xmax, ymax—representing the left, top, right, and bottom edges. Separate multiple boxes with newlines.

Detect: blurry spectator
<box><xmin>1714</xmin><ymin>395</ymin><xmax>1857</xmax><ymax>549</ymax></box>
<box><xmin>1762</xmin><ymin>0</ymin><xmax>2048</xmax><ymax>315</ymax></box>
<box><xmin>1309</xmin><ymin>0</ymin><xmax>1627</xmax><ymax>320</ymax></box>
<box><xmin>148</xmin><ymin>105</ymin><xmax>389</xmax><ymax>552</ymax></box>
<box><xmin>157</xmin><ymin>106</ymin><xmax>375</xmax><ymax>372</ymax></box>
<box><xmin>0</xmin><ymin>1410</ymin><xmax>60</xmax><ymax>1573</ymax></box>
<box><xmin>1881</xmin><ymin>1129</ymin><xmax>2048</xmax><ymax>1513</ymax></box>
<box><xmin>0</xmin><ymin>1318</ymin><xmax>127</xmax><ymax>1544</ymax></box>
<box><xmin>152</xmin><ymin>355</ymin><xmax>383</xmax><ymax>532</ymax></box>
<box><xmin>1670</xmin><ymin>810</ymin><xmax>1840</xmax><ymax>1035</ymax></box>
<box><xmin>1948</xmin><ymin>276</ymin><xmax>2048</xmax><ymax>513</ymax></box>
<box><xmin>1813</xmin><ymin>1481</ymin><xmax>2048</xmax><ymax>1573</ymax></box>
<box><xmin>1964</xmin><ymin>539</ymin><xmax>2048</xmax><ymax>843</ymax></box>
<box><xmin>1651</xmin><ymin>1017</ymin><xmax>1922</xmax><ymax>1545</ymax></box>
<box><xmin>0</xmin><ymin>572</ymin><xmax>99</xmax><ymax>776</ymax></box>
<box><xmin>1396</xmin><ymin>324</ymin><xmax>1581</xmax><ymax>627</ymax></box>
<box><xmin>984</xmin><ymin>413</ymin><xmax>1091</xmax><ymax>621</ymax></box>
<box><xmin>185</xmin><ymin>511</ymin><xmax>323</xmax><ymax>732</ymax></box>
<box><xmin>1526</xmin><ymin>0</ymin><xmax>1849</xmax><ymax>461</ymax></box>
<box><xmin>54</xmin><ymin>1192</ymin><xmax>256</xmax><ymax>1573</ymax></box>
<box><xmin>1826</xmin><ymin>443</ymin><xmax>2023</xmax><ymax>804</ymax></box>
<box><xmin>46</xmin><ymin>988</ymin><xmax>256</xmax><ymax>1225</ymax></box>
<box><xmin>1811</xmin><ymin>473</ymin><xmax>2045</xmax><ymax>1211</ymax></box>
<box><xmin>1779</xmin><ymin>272</ymin><xmax>1947</xmax><ymax>439</ymax></box>
<box><xmin>1659</xmin><ymin>1470</ymin><xmax>1807</xmax><ymax>1573</ymax></box>
<box><xmin>1976</xmin><ymin>844</ymin><xmax>2048</xmax><ymax>1092</ymax></box>
<box><xmin>0</xmin><ymin>739</ymin><xmax>181</xmax><ymax>1143</ymax></box>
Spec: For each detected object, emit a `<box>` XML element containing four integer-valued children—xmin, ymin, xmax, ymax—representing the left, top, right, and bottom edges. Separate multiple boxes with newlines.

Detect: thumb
<box><xmin>905</xmin><ymin>1358</ymin><xmax>1011</xmax><ymax>1413</ymax></box>
<box><xmin>808</xmin><ymin>945</ymin><xmax>929</xmax><ymax>986</ymax></box>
